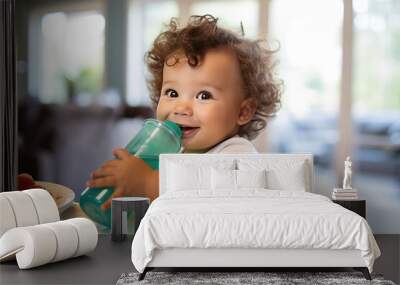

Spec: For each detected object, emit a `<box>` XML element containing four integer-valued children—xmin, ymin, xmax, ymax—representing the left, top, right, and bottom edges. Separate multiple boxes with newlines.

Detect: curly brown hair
<box><xmin>146</xmin><ymin>14</ymin><xmax>282</xmax><ymax>140</ymax></box>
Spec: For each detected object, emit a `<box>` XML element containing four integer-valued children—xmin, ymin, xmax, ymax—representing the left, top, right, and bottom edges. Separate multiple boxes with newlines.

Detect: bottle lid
<box><xmin>163</xmin><ymin>120</ymin><xmax>182</xmax><ymax>138</ymax></box>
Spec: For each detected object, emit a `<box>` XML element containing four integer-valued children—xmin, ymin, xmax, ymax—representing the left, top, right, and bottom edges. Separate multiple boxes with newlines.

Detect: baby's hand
<box><xmin>86</xmin><ymin>148</ymin><xmax>153</xmax><ymax>210</ymax></box>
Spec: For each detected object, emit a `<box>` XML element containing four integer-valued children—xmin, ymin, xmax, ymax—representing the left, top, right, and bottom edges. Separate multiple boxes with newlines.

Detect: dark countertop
<box><xmin>0</xmin><ymin>234</ymin><xmax>134</xmax><ymax>285</ymax></box>
<box><xmin>1</xmin><ymin>234</ymin><xmax>398</xmax><ymax>285</ymax></box>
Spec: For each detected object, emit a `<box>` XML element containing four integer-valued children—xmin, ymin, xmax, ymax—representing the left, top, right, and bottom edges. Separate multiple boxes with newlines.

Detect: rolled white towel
<box><xmin>0</xmin><ymin>218</ymin><xmax>98</xmax><ymax>269</ymax></box>
<box><xmin>0</xmin><ymin>190</ymin><xmax>60</xmax><ymax>238</ymax></box>
<box><xmin>24</xmin><ymin>189</ymin><xmax>60</xmax><ymax>224</ymax></box>
<box><xmin>0</xmin><ymin>225</ymin><xmax>57</xmax><ymax>268</ymax></box>
<box><xmin>0</xmin><ymin>196</ymin><xmax>17</xmax><ymax>237</ymax></box>
<box><xmin>42</xmin><ymin>221</ymin><xmax>79</xmax><ymax>262</ymax></box>
<box><xmin>65</xmin><ymin>218</ymin><xmax>98</xmax><ymax>257</ymax></box>
<box><xmin>0</xmin><ymin>191</ymin><xmax>39</xmax><ymax>228</ymax></box>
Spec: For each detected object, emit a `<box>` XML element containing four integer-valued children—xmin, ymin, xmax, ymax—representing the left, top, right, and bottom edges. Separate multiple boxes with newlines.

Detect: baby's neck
<box><xmin>182</xmin><ymin>134</ymin><xmax>239</xmax><ymax>154</ymax></box>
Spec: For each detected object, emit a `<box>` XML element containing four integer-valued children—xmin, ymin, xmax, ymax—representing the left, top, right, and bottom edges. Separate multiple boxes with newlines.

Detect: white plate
<box><xmin>35</xmin><ymin>181</ymin><xmax>75</xmax><ymax>214</ymax></box>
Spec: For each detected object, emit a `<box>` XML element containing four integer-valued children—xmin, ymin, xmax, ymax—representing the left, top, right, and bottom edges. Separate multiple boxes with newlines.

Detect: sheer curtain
<box><xmin>0</xmin><ymin>0</ymin><xmax>17</xmax><ymax>192</ymax></box>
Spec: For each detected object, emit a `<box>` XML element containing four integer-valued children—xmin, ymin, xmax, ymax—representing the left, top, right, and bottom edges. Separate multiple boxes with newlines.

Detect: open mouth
<box><xmin>179</xmin><ymin>126</ymin><xmax>200</xmax><ymax>138</ymax></box>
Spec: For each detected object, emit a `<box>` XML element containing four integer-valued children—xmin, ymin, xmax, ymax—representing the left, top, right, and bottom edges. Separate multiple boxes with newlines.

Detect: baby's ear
<box><xmin>237</xmin><ymin>97</ymin><xmax>257</xmax><ymax>126</ymax></box>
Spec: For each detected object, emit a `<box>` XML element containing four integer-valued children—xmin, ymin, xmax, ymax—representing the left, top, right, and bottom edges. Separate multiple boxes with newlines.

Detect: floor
<box><xmin>0</xmin><ymin>235</ymin><xmax>398</xmax><ymax>285</ymax></box>
<box><xmin>374</xmin><ymin>235</ymin><xmax>400</xmax><ymax>284</ymax></box>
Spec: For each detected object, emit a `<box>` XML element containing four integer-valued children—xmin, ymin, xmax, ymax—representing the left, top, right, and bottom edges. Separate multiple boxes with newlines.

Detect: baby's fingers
<box><xmin>91</xmin><ymin>167</ymin><xmax>114</xmax><ymax>179</ymax></box>
<box><xmin>86</xmin><ymin>176</ymin><xmax>115</xmax><ymax>188</ymax></box>
<box><xmin>113</xmin><ymin>148</ymin><xmax>131</xmax><ymax>160</ymax></box>
<box><xmin>101</xmin><ymin>187</ymin><xmax>125</xmax><ymax>210</ymax></box>
<box><xmin>101</xmin><ymin>159</ymin><xmax>119</xmax><ymax>168</ymax></box>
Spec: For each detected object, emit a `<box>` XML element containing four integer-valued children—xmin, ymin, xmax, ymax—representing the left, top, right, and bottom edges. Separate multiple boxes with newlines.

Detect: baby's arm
<box><xmin>86</xmin><ymin>148</ymin><xmax>159</xmax><ymax>209</ymax></box>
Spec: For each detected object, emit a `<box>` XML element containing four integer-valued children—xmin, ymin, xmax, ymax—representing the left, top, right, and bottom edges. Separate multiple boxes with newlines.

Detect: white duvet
<box><xmin>131</xmin><ymin>190</ymin><xmax>380</xmax><ymax>273</ymax></box>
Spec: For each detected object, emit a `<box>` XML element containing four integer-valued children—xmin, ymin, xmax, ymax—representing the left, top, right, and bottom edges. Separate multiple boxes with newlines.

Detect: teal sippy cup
<box><xmin>79</xmin><ymin>119</ymin><xmax>182</xmax><ymax>228</ymax></box>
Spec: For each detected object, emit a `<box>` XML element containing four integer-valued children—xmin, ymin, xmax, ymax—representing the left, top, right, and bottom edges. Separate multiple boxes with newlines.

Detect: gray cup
<box><xmin>111</xmin><ymin>197</ymin><xmax>149</xmax><ymax>242</ymax></box>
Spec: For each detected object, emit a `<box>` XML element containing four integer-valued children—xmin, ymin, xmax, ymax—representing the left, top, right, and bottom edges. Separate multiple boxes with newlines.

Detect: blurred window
<box><xmin>269</xmin><ymin>0</ymin><xmax>343</xmax><ymax>116</ymax></box>
<box><xmin>267</xmin><ymin>0</ymin><xmax>343</xmax><ymax>166</ymax></box>
<box><xmin>34</xmin><ymin>10</ymin><xmax>105</xmax><ymax>104</ymax></box>
<box><xmin>127</xmin><ymin>0</ymin><xmax>178</xmax><ymax>106</ymax></box>
<box><xmin>353</xmin><ymin>0</ymin><xmax>400</xmax><ymax>114</ymax></box>
<box><xmin>143</xmin><ymin>1</ymin><xmax>179</xmax><ymax>49</ymax></box>
<box><xmin>190</xmin><ymin>0</ymin><xmax>259</xmax><ymax>38</ymax></box>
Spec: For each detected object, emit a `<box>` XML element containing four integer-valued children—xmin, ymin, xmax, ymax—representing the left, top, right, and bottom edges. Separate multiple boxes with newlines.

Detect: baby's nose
<box><xmin>173</xmin><ymin>101</ymin><xmax>193</xmax><ymax>116</ymax></box>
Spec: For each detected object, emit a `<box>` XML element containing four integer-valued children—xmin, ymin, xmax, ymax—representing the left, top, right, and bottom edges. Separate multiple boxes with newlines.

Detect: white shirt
<box><xmin>206</xmin><ymin>135</ymin><xmax>258</xmax><ymax>154</ymax></box>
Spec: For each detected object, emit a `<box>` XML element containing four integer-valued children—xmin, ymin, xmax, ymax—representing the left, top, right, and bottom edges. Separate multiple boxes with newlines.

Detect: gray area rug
<box><xmin>116</xmin><ymin>271</ymin><xmax>396</xmax><ymax>285</ymax></box>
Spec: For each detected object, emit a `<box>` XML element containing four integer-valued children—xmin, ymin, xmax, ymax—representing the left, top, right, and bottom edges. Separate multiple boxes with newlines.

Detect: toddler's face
<box><xmin>156</xmin><ymin>47</ymin><xmax>252</xmax><ymax>152</ymax></box>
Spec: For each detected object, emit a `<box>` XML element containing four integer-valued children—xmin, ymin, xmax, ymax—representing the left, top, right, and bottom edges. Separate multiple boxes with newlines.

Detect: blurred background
<box><xmin>16</xmin><ymin>0</ymin><xmax>399</xmax><ymax>234</ymax></box>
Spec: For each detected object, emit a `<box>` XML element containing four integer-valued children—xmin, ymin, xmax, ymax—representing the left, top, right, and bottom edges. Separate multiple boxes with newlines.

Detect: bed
<box><xmin>131</xmin><ymin>153</ymin><xmax>381</xmax><ymax>281</ymax></box>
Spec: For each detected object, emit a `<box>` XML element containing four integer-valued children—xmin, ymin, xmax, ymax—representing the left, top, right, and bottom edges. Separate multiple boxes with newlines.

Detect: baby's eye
<box><xmin>164</xmin><ymin>89</ymin><xmax>178</xmax><ymax>98</ymax></box>
<box><xmin>196</xmin><ymin>91</ymin><xmax>212</xmax><ymax>100</ymax></box>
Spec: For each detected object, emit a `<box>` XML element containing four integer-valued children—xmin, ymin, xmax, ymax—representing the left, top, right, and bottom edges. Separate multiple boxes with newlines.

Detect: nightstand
<box><xmin>332</xmin><ymin>199</ymin><xmax>366</xmax><ymax>218</ymax></box>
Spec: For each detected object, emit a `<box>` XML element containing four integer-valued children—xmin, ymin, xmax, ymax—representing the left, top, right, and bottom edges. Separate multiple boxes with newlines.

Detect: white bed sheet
<box><xmin>131</xmin><ymin>190</ymin><xmax>380</xmax><ymax>273</ymax></box>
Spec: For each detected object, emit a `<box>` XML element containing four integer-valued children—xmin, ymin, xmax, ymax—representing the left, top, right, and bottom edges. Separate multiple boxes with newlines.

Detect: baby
<box><xmin>86</xmin><ymin>15</ymin><xmax>282</xmax><ymax>209</ymax></box>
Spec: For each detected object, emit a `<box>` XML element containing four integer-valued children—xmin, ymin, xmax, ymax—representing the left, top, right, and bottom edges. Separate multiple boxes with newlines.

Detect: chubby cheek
<box><xmin>155</xmin><ymin>100</ymin><xmax>168</xmax><ymax>121</ymax></box>
<box><xmin>199</xmin><ymin>105</ymin><xmax>237</xmax><ymax>136</ymax></box>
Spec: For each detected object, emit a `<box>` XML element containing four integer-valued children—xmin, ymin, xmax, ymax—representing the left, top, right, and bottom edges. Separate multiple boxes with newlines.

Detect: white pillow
<box><xmin>211</xmin><ymin>168</ymin><xmax>267</xmax><ymax>190</ymax></box>
<box><xmin>266</xmin><ymin>163</ymin><xmax>306</xmax><ymax>191</ymax></box>
<box><xmin>211</xmin><ymin>168</ymin><xmax>236</xmax><ymax>190</ymax></box>
<box><xmin>238</xmin><ymin>159</ymin><xmax>308</xmax><ymax>191</ymax></box>
<box><xmin>166</xmin><ymin>160</ymin><xmax>236</xmax><ymax>192</ymax></box>
<box><xmin>167</xmin><ymin>162</ymin><xmax>210</xmax><ymax>191</ymax></box>
<box><xmin>236</xmin><ymin>169</ymin><xmax>267</xmax><ymax>189</ymax></box>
